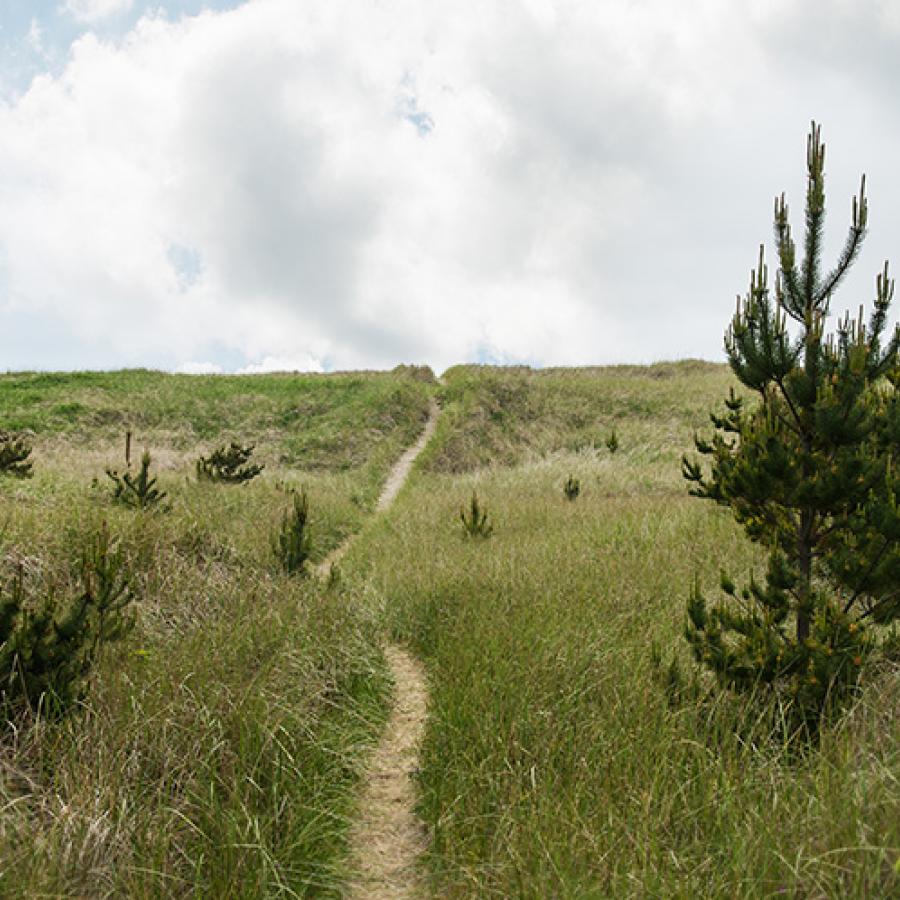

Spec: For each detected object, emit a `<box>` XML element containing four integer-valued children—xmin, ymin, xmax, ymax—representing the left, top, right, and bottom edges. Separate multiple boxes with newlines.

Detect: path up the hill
<box><xmin>315</xmin><ymin>400</ymin><xmax>438</xmax><ymax>898</ymax></box>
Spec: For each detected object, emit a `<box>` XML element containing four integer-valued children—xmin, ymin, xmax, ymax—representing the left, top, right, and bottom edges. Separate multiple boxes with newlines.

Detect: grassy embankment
<box><xmin>0</xmin><ymin>367</ymin><xmax>433</xmax><ymax>896</ymax></box>
<box><xmin>344</xmin><ymin>362</ymin><xmax>900</xmax><ymax>898</ymax></box>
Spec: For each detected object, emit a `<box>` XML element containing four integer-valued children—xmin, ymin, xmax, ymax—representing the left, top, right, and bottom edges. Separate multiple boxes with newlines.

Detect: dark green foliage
<box><xmin>682</xmin><ymin>122</ymin><xmax>900</xmax><ymax>727</ymax></box>
<box><xmin>273</xmin><ymin>489</ymin><xmax>312</xmax><ymax>575</ymax></box>
<box><xmin>460</xmin><ymin>491</ymin><xmax>493</xmax><ymax>538</ymax></box>
<box><xmin>196</xmin><ymin>442</ymin><xmax>264</xmax><ymax>484</ymax></box>
<box><xmin>563</xmin><ymin>475</ymin><xmax>581</xmax><ymax>501</ymax></box>
<box><xmin>106</xmin><ymin>451</ymin><xmax>168</xmax><ymax>510</ymax></box>
<box><xmin>606</xmin><ymin>429</ymin><xmax>619</xmax><ymax>454</ymax></box>
<box><xmin>0</xmin><ymin>523</ymin><xmax>135</xmax><ymax>718</ymax></box>
<box><xmin>650</xmin><ymin>641</ymin><xmax>703</xmax><ymax>709</ymax></box>
<box><xmin>0</xmin><ymin>431</ymin><xmax>33</xmax><ymax>478</ymax></box>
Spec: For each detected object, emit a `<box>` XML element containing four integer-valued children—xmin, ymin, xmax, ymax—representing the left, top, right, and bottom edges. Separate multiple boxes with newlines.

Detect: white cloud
<box><xmin>62</xmin><ymin>0</ymin><xmax>135</xmax><ymax>24</ymax></box>
<box><xmin>27</xmin><ymin>19</ymin><xmax>46</xmax><ymax>55</ymax></box>
<box><xmin>177</xmin><ymin>360</ymin><xmax>223</xmax><ymax>375</ymax></box>
<box><xmin>1</xmin><ymin>1</ymin><xmax>899</xmax><ymax>372</ymax></box>
<box><xmin>236</xmin><ymin>354</ymin><xmax>324</xmax><ymax>375</ymax></box>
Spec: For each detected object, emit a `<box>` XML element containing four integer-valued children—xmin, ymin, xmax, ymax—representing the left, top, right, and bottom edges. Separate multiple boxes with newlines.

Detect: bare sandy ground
<box><xmin>345</xmin><ymin>645</ymin><xmax>429</xmax><ymax>898</ymax></box>
<box><xmin>313</xmin><ymin>400</ymin><xmax>438</xmax><ymax>897</ymax></box>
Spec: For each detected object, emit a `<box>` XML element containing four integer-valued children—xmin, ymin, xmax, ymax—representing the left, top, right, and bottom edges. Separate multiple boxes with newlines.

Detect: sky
<box><xmin>0</xmin><ymin>0</ymin><xmax>898</xmax><ymax>374</ymax></box>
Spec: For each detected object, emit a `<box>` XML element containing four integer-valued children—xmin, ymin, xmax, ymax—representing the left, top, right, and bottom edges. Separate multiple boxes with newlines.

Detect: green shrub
<box><xmin>0</xmin><ymin>523</ymin><xmax>135</xmax><ymax>718</ymax></box>
<box><xmin>106</xmin><ymin>451</ymin><xmax>168</xmax><ymax>510</ymax></box>
<box><xmin>605</xmin><ymin>429</ymin><xmax>619</xmax><ymax>454</ymax></box>
<box><xmin>196</xmin><ymin>442</ymin><xmax>264</xmax><ymax>484</ymax></box>
<box><xmin>563</xmin><ymin>475</ymin><xmax>581</xmax><ymax>501</ymax></box>
<box><xmin>0</xmin><ymin>431</ymin><xmax>33</xmax><ymax>478</ymax></box>
<box><xmin>273</xmin><ymin>489</ymin><xmax>312</xmax><ymax>575</ymax></box>
<box><xmin>460</xmin><ymin>491</ymin><xmax>493</xmax><ymax>538</ymax></box>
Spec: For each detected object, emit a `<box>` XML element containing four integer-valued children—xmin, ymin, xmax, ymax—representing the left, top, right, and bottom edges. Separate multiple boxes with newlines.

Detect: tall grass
<box><xmin>0</xmin><ymin>368</ymin><xmax>435</xmax><ymax>895</ymax></box>
<box><xmin>2</xmin><ymin>363</ymin><xmax>896</xmax><ymax>896</ymax></box>
<box><xmin>344</xmin><ymin>364</ymin><xmax>899</xmax><ymax>898</ymax></box>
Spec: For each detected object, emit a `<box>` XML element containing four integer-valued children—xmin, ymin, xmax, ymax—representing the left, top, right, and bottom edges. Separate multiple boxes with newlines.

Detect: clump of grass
<box><xmin>0</xmin><ymin>431</ymin><xmax>34</xmax><ymax>478</ymax></box>
<box><xmin>460</xmin><ymin>491</ymin><xmax>493</xmax><ymax>538</ymax></box>
<box><xmin>273</xmin><ymin>489</ymin><xmax>312</xmax><ymax>575</ymax></box>
<box><xmin>106</xmin><ymin>451</ymin><xmax>168</xmax><ymax>510</ymax></box>
<box><xmin>196</xmin><ymin>441</ymin><xmax>264</xmax><ymax>484</ymax></box>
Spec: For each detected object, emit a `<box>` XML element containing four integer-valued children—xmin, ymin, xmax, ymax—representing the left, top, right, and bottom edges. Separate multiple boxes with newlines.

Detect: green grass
<box><xmin>343</xmin><ymin>363</ymin><xmax>900</xmax><ymax>898</ymax></box>
<box><xmin>0</xmin><ymin>367</ymin><xmax>434</xmax><ymax>896</ymax></box>
<box><xmin>423</xmin><ymin>360</ymin><xmax>733</xmax><ymax>475</ymax></box>
<box><xmin>1</xmin><ymin>362</ymin><xmax>897</xmax><ymax>897</ymax></box>
<box><xmin>2</xmin><ymin>367</ymin><xmax>435</xmax><ymax>558</ymax></box>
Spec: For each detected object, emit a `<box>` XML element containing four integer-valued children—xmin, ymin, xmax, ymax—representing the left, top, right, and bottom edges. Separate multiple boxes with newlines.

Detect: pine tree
<box><xmin>563</xmin><ymin>475</ymin><xmax>581</xmax><ymax>501</ymax></box>
<box><xmin>682</xmin><ymin>122</ymin><xmax>900</xmax><ymax>725</ymax></box>
<box><xmin>196</xmin><ymin>442</ymin><xmax>264</xmax><ymax>484</ymax></box>
<box><xmin>106</xmin><ymin>451</ymin><xmax>168</xmax><ymax>510</ymax></box>
<box><xmin>273</xmin><ymin>489</ymin><xmax>312</xmax><ymax>575</ymax></box>
<box><xmin>0</xmin><ymin>522</ymin><xmax>135</xmax><ymax>718</ymax></box>
<box><xmin>0</xmin><ymin>431</ymin><xmax>34</xmax><ymax>478</ymax></box>
<box><xmin>460</xmin><ymin>491</ymin><xmax>493</xmax><ymax>538</ymax></box>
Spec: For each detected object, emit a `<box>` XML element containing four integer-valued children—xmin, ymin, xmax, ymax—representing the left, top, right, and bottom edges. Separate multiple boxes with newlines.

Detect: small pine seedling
<box><xmin>273</xmin><ymin>489</ymin><xmax>312</xmax><ymax>575</ymax></box>
<box><xmin>0</xmin><ymin>522</ymin><xmax>135</xmax><ymax>717</ymax></box>
<box><xmin>196</xmin><ymin>442</ymin><xmax>264</xmax><ymax>484</ymax></box>
<box><xmin>606</xmin><ymin>429</ymin><xmax>619</xmax><ymax>454</ymax></box>
<box><xmin>563</xmin><ymin>475</ymin><xmax>581</xmax><ymax>501</ymax></box>
<box><xmin>0</xmin><ymin>431</ymin><xmax>33</xmax><ymax>478</ymax></box>
<box><xmin>460</xmin><ymin>491</ymin><xmax>493</xmax><ymax>538</ymax></box>
<box><xmin>106</xmin><ymin>451</ymin><xmax>168</xmax><ymax>510</ymax></box>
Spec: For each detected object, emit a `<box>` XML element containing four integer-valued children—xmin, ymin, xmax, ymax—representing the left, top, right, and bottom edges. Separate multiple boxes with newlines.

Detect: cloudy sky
<box><xmin>0</xmin><ymin>0</ymin><xmax>898</xmax><ymax>374</ymax></box>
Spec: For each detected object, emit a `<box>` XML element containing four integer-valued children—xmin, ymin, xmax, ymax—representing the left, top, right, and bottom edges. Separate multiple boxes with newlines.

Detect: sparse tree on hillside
<box><xmin>682</xmin><ymin>122</ymin><xmax>900</xmax><ymax>726</ymax></box>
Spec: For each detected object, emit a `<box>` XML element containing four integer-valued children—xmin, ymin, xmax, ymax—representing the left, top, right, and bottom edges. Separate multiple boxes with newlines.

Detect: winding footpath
<box><xmin>316</xmin><ymin>401</ymin><xmax>438</xmax><ymax>898</ymax></box>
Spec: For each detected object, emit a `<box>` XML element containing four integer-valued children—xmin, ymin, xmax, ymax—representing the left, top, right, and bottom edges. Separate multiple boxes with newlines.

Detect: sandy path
<box><xmin>313</xmin><ymin>400</ymin><xmax>437</xmax><ymax>897</ymax></box>
<box><xmin>345</xmin><ymin>645</ymin><xmax>429</xmax><ymax>898</ymax></box>
<box><xmin>315</xmin><ymin>400</ymin><xmax>439</xmax><ymax>579</ymax></box>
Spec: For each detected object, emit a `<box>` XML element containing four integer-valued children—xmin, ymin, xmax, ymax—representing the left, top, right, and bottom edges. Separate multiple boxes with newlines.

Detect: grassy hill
<box><xmin>0</xmin><ymin>367</ymin><xmax>432</xmax><ymax>896</ymax></box>
<box><xmin>0</xmin><ymin>362</ymin><xmax>896</xmax><ymax>897</ymax></box>
<box><xmin>345</xmin><ymin>362</ymin><xmax>899</xmax><ymax>898</ymax></box>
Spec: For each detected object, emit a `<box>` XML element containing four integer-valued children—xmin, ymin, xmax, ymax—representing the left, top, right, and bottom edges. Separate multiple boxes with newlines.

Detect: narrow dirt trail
<box><xmin>346</xmin><ymin>645</ymin><xmax>429</xmax><ymax>898</ymax></box>
<box><xmin>313</xmin><ymin>400</ymin><xmax>438</xmax><ymax>898</ymax></box>
<box><xmin>315</xmin><ymin>400</ymin><xmax>439</xmax><ymax>579</ymax></box>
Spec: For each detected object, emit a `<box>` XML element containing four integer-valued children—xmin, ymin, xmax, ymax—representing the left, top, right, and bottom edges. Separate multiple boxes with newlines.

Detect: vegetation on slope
<box><xmin>422</xmin><ymin>360</ymin><xmax>733</xmax><ymax>475</ymax></box>
<box><xmin>345</xmin><ymin>364</ymin><xmax>900</xmax><ymax>898</ymax></box>
<box><xmin>2</xmin><ymin>361</ymin><xmax>896</xmax><ymax>897</ymax></box>
<box><xmin>0</xmin><ymin>366</ymin><xmax>433</xmax><ymax>896</ymax></box>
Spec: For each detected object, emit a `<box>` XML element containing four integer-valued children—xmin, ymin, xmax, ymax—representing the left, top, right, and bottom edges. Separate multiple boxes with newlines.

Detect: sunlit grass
<box><xmin>343</xmin><ymin>364</ymin><xmax>900</xmax><ymax>898</ymax></box>
<box><xmin>1</xmin><ymin>362</ymin><xmax>896</xmax><ymax>897</ymax></box>
<box><xmin>0</xmin><ymin>368</ymin><xmax>432</xmax><ymax>896</ymax></box>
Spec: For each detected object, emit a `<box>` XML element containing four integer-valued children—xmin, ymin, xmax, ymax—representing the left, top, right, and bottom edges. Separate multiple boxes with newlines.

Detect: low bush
<box><xmin>0</xmin><ymin>431</ymin><xmax>34</xmax><ymax>478</ymax></box>
<box><xmin>196</xmin><ymin>442</ymin><xmax>264</xmax><ymax>484</ymax></box>
<box><xmin>0</xmin><ymin>522</ymin><xmax>135</xmax><ymax>719</ymax></box>
<box><xmin>273</xmin><ymin>489</ymin><xmax>312</xmax><ymax>575</ymax></box>
<box><xmin>106</xmin><ymin>451</ymin><xmax>168</xmax><ymax>510</ymax></box>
